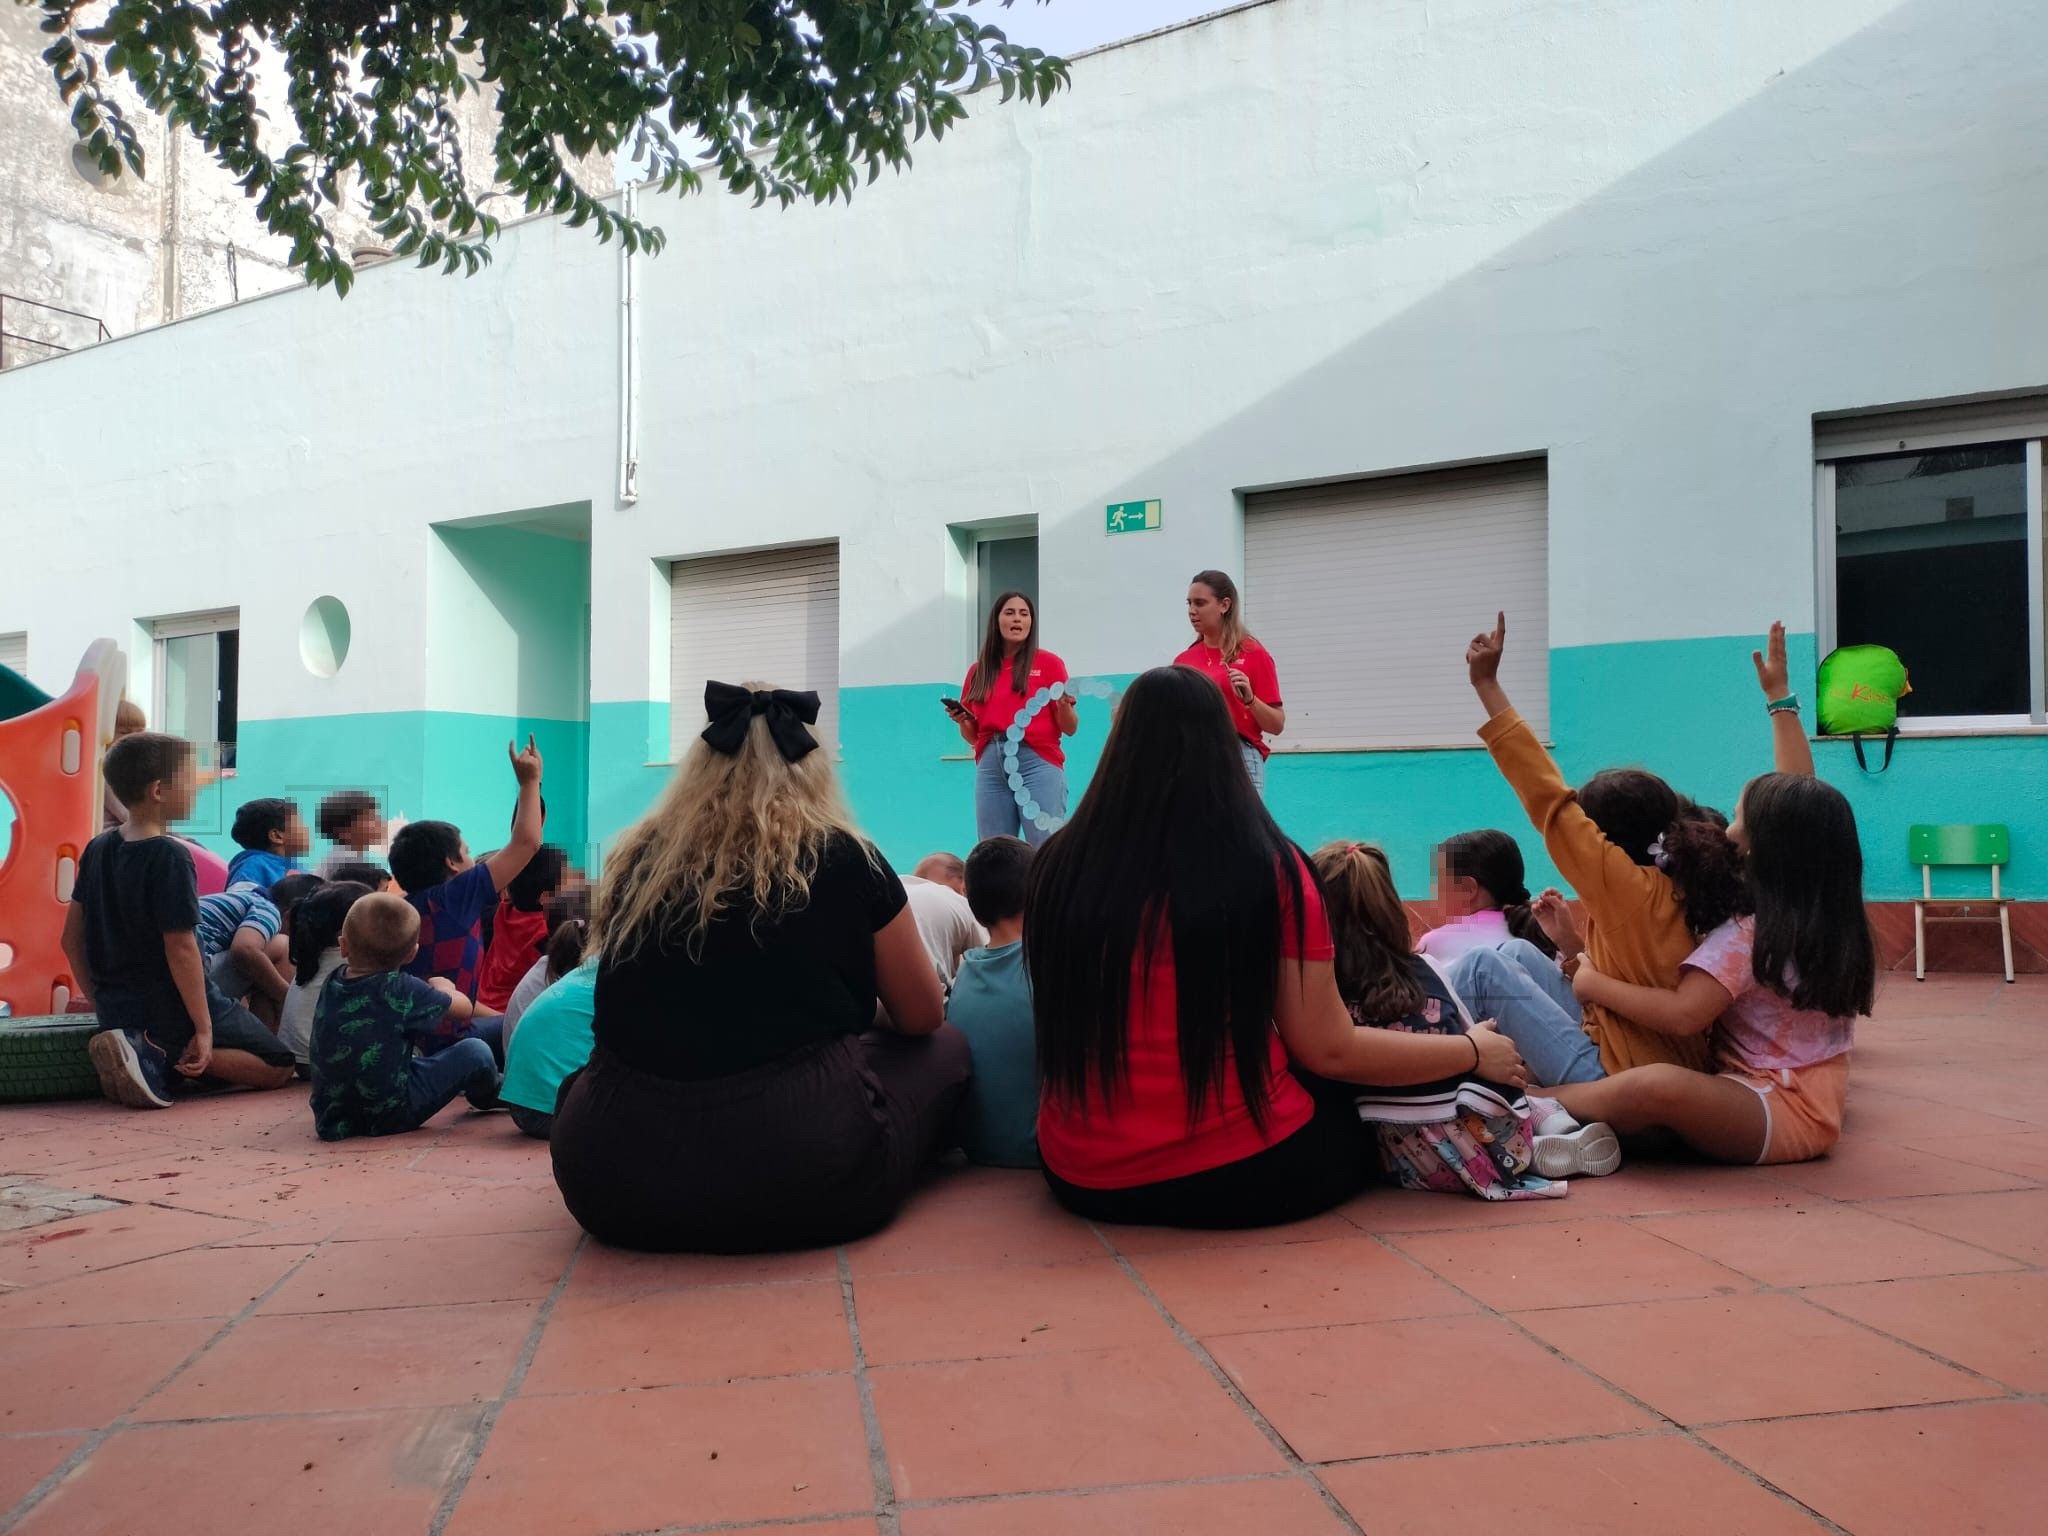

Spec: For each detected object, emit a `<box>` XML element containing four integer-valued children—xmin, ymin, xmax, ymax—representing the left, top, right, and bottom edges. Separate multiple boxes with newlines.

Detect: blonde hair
<box><xmin>1309</xmin><ymin>841</ymin><xmax>1426</xmax><ymax>1023</ymax></box>
<box><xmin>593</xmin><ymin>682</ymin><xmax>870</xmax><ymax>961</ymax></box>
<box><xmin>343</xmin><ymin>891</ymin><xmax>421</xmax><ymax>972</ymax></box>
<box><xmin>1191</xmin><ymin>569</ymin><xmax>1252</xmax><ymax>663</ymax></box>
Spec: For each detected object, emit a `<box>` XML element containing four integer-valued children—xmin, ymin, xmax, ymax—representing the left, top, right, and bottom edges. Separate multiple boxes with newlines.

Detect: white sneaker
<box><xmin>1533</xmin><ymin>1105</ymin><xmax>1580</xmax><ymax>1137</ymax></box>
<box><xmin>1533</xmin><ymin>1121</ymin><xmax>1621</xmax><ymax>1178</ymax></box>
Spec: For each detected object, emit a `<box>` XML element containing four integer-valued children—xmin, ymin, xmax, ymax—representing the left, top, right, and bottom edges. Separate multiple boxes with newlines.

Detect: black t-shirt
<box><xmin>594</xmin><ymin>834</ymin><xmax>908</xmax><ymax>1080</ymax></box>
<box><xmin>73</xmin><ymin>829</ymin><xmax>199</xmax><ymax>1035</ymax></box>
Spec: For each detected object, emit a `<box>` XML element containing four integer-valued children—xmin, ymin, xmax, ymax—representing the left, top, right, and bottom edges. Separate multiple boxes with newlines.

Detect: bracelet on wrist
<box><xmin>1766</xmin><ymin>693</ymin><xmax>1799</xmax><ymax>715</ymax></box>
<box><xmin>1466</xmin><ymin>1034</ymin><xmax>1482</xmax><ymax>1074</ymax></box>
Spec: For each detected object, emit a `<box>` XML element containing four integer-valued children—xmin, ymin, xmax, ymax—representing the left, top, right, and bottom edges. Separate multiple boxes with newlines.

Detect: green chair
<box><xmin>1909</xmin><ymin>824</ymin><xmax>2014</xmax><ymax>984</ymax></box>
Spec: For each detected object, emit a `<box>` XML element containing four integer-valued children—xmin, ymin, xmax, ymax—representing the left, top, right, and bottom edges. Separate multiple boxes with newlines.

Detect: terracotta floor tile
<box><xmin>846</xmin><ymin>1183</ymin><xmax>1107</xmax><ymax>1276</ymax></box>
<box><xmin>1757</xmin><ymin>1138</ymin><xmax>2040</xmax><ymax>1200</ymax></box>
<box><xmin>0</xmin><ymin>1244</ymin><xmax>307</xmax><ymax>1328</ymax></box>
<box><xmin>1320</xmin><ymin>1433</ymin><xmax>1830</xmax><ymax>1535</ymax></box>
<box><xmin>1099</xmin><ymin>1209</ymin><xmax>1361</xmax><ymax>1255</ymax></box>
<box><xmin>721</xmin><ymin>1525</ymin><xmax>877</xmax><ymax>1536</ymax></box>
<box><xmin>1207</xmin><ymin>1315</ymin><xmax>1648</xmax><ymax>1462</ymax></box>
<box><xmin>0</xmin><ymin>1320</ymin><xmax>217</xmax><ymax>1432</ymax></box>
<box><xmin>446</xmin><ymin>1376</ymin><xmax>873</xmax><ymax>1536</ymax></box>
<box><xmin>521</xmin><ymin>1283</ymin><xmax>852</xmax><ymax>1393</ymax></box>
<box><xmin>1547</xmin><ymin>1164</ymin><xmax>1821</xmax><ymax>1219</ymax></box>
<box><xmin>0</xmin><ymin>1207</ymin><xmax>254</xmax><ymax>1287</ymax></box>
<box><xmin>0</xmin><ymin>1124</ymin><xmax>194</xmax><ymax>1176</ymax></box>
<box><xmin>855</xmin><ymin>1258</ymin><xmax>1171</xmax><ymax>1365</ymax></box>
<box><xmin>10</xmin><ymin>1407</ymin><xmax>480</xmax><ymax>1536</ymax></box>
<box><xmin>1804</xmin><ymin>1270</ymin><xmax>2048</xmax><ymax>1390</ymax></box>
<box><xmin>871</xmin><ymin>1345</ymin><xmax>1283</xmax><ymax>1500</ymax></box>
<box><xmin>1389</xmin><ymin>1219</ymin><xmax>1752</xmax><ymax>1312</ymax></box>
<box><xmin>564</xmin><ymin>1241</ymin><xmax>840</xmax><ymax>1295</ymax></box>
<box><xmin>1865</xmin><ymin>1187</ymin><xmax>2048</xmax><ymax>1263</ymax></box>
<box><xmin>1841</xmin><ymin>1088</ymin><xmax>2036</xmax><ymax>1141</ymax></box>
<box><xmin>1337</xmin><ymin>1188</ymin><xmax>1585</xmax><ymax>1234</ymax></box>
<box><xmin>142</xmin><ymin>1301</ymin><xmax>537</xmax><ymax>1419</ymax></box>
<box><xmin>404</xmin><ymin>1135</ymin><xmax>557</xmax><ymax>1183</ymax></box>
<box><xmin>1706</xmin><ymin>1401</ymin><xmax>2048</xmax><ymax>1536</ymax></box>
<box><xmin>1518</xmin><ymin>1292</ymin><xmax>2000</xmax><ymax>1424</ymax></box>
<box><xmin>260</xmin><ymin>1229</ymin><xmax>578</xmax><ymax>1314</ymax></box>
<box><xmin>1903</xmin><ymin>1129</ymin><xmax>2048</xmax><ymax>1182</ymax></box>
<box><xmin>335</xmin><ymin>1180</ymin><xmax>580</xmax><ymax>1240</ymax></box>
<box><xmin>1633</xmin><ymin>1203</ymin><xmax>2019</xmax><ymax>1286</ymax></box>
<box><xmin>0</xmin><ymin>1434</ymin><xmax>83</xmax><ymax>1515</ymax></box>
<box><xmin>899</xmin><ymin>1477</ymin><xmax>1349</xmax><ymax>1534</ymax></box>
<box><xmin>1131</xmin><ymin>1237</ymin><xmax>1472</xmax><ymax>1336</ymax></box>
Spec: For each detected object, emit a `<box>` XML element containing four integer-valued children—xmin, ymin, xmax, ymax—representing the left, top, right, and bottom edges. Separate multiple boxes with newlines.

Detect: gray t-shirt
<box><xmin>278</xmin><ymin>948</ymin><xmax>344</xmax><ymax>1065</ymax></box>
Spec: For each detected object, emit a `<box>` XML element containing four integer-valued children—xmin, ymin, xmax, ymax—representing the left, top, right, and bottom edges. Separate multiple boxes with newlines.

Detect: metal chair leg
<box><xmin>2000</xmin><ymin>905</ymin><xmax>2015</xmax><ymax>984</ymax></box>
<box><xmin>1914</xmin><ymin>900</ymin><xmax>1926</xmax><ymax>981</ymax></box>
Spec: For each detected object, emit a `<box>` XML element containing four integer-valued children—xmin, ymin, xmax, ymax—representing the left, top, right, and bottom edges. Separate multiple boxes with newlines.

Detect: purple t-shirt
<box><xmin>1683</xmin><ymin>916</ymin><xmax>1856</xmax><ymax>1074</ymax></box>
<box><xmin>404</xmin><ymin>862</ymin><xmax>498</xmax><ymax>1002</ymax></box>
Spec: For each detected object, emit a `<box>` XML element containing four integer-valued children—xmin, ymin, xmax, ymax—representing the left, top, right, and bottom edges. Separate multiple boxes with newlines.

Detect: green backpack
<box><xmin>1816</xmin><ymin>644</ymin><xmax>1911</xmax><ymax>772</ymax></box>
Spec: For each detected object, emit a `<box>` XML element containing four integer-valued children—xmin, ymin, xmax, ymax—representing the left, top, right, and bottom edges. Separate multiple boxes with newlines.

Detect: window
<box><xmin>0</xmin><ymin>632</ymin><xmax>24</xmax><ymax>677</ymax></box>
<box><xmin>1817</xmin><ymin>398</ymin><xmax>2048</xmax><ymax>725</ymax></box>
<box><xmin>669</xmin><ymin>544</ymin><xmax>839</xmax><ymax>759</ymax></box>
<box><xmin>1244</xmin><ymin>460</ymin><xmax>1549</xmax><ymax>748</ymax></box>
<box><xmin>152</xmin><ymin>610</ymin><xmax>239</xmax><ymax>771</ymax></box>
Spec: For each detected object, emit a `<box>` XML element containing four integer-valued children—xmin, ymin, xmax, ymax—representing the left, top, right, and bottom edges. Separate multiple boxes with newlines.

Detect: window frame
<box><xmin>149</xmin><ymin>607</ymin><xmax>241</xmax><ymax>773</ymax></box>
<box><xmin>1815</xmin><ymin>413</ymin><xmax>2048</xmax><ymax>730</ymax></box>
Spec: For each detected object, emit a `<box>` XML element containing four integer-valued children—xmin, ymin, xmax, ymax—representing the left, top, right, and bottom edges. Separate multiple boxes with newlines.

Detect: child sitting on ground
<box><xmin>314</xmin><ymin>790</ymin><xmax>387</xmax><ymax>877</ymax></box>
<box><xmin>65</xmin><ymin>733</ymin><xmax>297</xmax><ymax>1108</ymax></box>
<box><xmin>386</xmin><ymin>736</ymin><xmax>545</xmax><ymax>1060</ymax></box>
<box><xmin>1551</xmin><ymin>624</ymin><xmax>1871</xmax><ymax>1165</ymax></box>
<box><xmin>310</xmin><ymin>892</ymin><xmax>502</xmax><ymax>1140</ymax></box>
<box><xmin>499</xmin><ymin>917</ymin><xmax>597</xmax><ymax>1141</ymax></box>
<box><xmin>476</xmin><ymin>843</ymin><xmax>568</xmax><ymax>1013</ymax></box>
<box><xmin>502</xmin><ymin>887</ymin><xmax>589</xmax><ymax>1047</ymax></box>
<box><xmin>1418</xmin><ymin>829</ymin><xmax>1557</xmax><ymax>961</ymax></box>
<box><xmin>943</xmin><ymin>836</ymin><xmax>1040</xmax><ymax>1168</ymax></box>
<box><xmin>1311</xmin><ymin>841</ymin><xmax>1614</xmax><ymax>1193</ymax></box>
<box><xmin>279</xmin><ymin>879</ymin><xmax>376</xmax><ymax>1073</ymax></box>
<box><xmin>1466</xmin><ymin>613</ymin><xmax>1712</xmax><ymax>1076</ymax></box>
<box><xmin>198</xmin><ymin>872</ymin><xmax>322</xmax><ymax>1029</ymax></box>
<box><xmin>225</xmin><ymin>797</ymin><xmax>310</xmax><ymax>890</ymax></box>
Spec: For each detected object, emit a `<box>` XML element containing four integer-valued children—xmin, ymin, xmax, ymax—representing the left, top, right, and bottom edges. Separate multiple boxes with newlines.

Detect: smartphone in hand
<box><xmin>941</xmin><ymin>696</ymin><xmax>970</xmax><ymax>720</ymax></box>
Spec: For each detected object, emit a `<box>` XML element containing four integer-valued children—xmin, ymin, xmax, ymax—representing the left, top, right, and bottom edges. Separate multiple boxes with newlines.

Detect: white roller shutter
<box><xmin>670</xmin><ymin>544</ymin><xmax>840</xmax><ymax>759</ymax></box>
<box><xmin>1245</xmin><ymin>461</ymin><xmax>1549</xmax><ymax>749</ymax></box>
<box><xmin>0</xmin><ymin>632</ymin><xmax>24</xmax><ymax>677</ymax></box>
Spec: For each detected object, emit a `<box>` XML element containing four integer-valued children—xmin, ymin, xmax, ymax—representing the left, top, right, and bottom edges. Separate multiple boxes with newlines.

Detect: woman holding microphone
<box><xmin>944</xmin><ymin>592</ymin><xmax>1078</xmax><ymax>845</ymax></box>
<box><xmin>1175</xmin><ymin>570</ymin><xmax>1285</xmax><ymax>792</ymax></box>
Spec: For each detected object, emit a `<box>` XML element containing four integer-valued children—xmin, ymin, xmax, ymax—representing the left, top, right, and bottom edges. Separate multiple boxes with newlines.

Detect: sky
<box><xmin>979</xmin><ymin>0</ymin><xmax>1230</xmax><ymax>57</ymax></box>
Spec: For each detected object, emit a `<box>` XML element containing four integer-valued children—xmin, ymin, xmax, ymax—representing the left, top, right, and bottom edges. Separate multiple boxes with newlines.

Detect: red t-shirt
<box><xmin>964</xmin><ymin>649</ymin><xmax>1071</xmax><ymax>768</ymax></box>
<box><xmin>475</xmin><ymin>897</ymin><xmax>550</xmax><ymax>1013</ymax></box>
<box><xmin>1037</xmin><ymin>858</ymin><xmax>1332</xmax><ymax>1190</ymax></box>
<box><xmin>1174</xmin><ymin>638</ymin><xmax>1282</xmax><ymax>757</ymax></box>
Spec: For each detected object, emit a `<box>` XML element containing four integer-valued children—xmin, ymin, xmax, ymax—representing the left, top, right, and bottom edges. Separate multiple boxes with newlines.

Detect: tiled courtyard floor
<box><xmin>2</xmin><ymin>974</ymin><xmax>2044</xmax><ymax>1535</ymax></box>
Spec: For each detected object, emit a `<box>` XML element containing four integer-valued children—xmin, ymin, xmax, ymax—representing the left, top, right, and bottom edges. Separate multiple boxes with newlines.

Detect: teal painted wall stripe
<box><xmin>189</xmin><ymin>637</ymin><xmax>2048</xmax><ymax>902</ymax></box>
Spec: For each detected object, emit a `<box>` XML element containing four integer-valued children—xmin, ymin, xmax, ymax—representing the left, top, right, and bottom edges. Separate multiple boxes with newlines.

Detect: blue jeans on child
<box><xmin>420</xmin><ymin>1015</ymin><xmax>505</xmax><ymax>1067</ymax></box>
<box><xmin>975</xmin><ymin>744</ymin><xmax>1068</xmax><ymax>847</ymax></box>
<box><xmin>1446</xmin><ymin>938</ymin><xmax>1605</xmax><ymax>1086</ymax></box>
<box><xmin>405</xmin><ymin>1037</ymin><xmax>500</xmax><ymax>1128</ymax></box>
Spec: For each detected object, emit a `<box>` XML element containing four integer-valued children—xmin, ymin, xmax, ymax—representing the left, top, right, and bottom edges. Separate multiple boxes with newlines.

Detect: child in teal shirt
<box><xmin>945</xmin><ymin>837</ymin><xmax>1039</xmax><ymax>1168</ymax></box>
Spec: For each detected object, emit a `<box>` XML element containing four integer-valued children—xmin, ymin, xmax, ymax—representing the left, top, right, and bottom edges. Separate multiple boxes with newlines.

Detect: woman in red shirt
<box><xmin>1175</xmin><ymin>569</ymin><xmax>1285</xmax><ymax>795</ymax></box>
<box><xmin>1027</xmin><ymin>666</ymin><xmax>1527</xmax><ymax>1228</ymax></box>
<box><xmin>944</xmin><ymin>592</ymin><xmax>1078</xmax><ymax>846</ymax></box>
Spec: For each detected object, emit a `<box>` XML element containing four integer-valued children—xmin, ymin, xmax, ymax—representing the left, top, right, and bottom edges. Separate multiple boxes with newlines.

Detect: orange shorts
<box><xmin>1720</xmin><ymin>1054</ymin><xmax>1849</xmax><ymax>1165</ymax></box>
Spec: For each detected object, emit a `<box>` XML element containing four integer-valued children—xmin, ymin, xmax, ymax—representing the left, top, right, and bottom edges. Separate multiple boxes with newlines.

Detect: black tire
<box><xmin>0</xmin><ymin>1015</ymin><xmax>101</xmax><ymax>1103</ymax></box>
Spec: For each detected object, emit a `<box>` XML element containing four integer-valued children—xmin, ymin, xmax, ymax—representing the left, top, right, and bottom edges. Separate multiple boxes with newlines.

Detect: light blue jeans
<box><xmin>1446</xmin><ymin>938</ymin><xmax>1605</xmax><ymax>1086</ymax></box>
<box><xmin>975</xmin><ymin>743</ymin><xmax>1068</xmax><ymax>847</ymax></box>
<box><xmin>1240</xmin><ymin>741</ymin><xmax>1267</xmax><ymax>796</ymax></box>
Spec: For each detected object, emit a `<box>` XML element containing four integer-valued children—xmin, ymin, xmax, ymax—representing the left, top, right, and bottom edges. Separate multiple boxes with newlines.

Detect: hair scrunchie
<box><xmin>700</xmin><ymin>681</ymin><xmax>821</xmax><ymax>762</ymax></box>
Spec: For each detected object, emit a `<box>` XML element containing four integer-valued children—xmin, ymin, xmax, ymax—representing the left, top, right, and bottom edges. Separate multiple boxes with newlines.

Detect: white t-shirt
<box><xmin>902</xmin><ymin>877</ymin><xmax>987</xmax><ymax>985</ymax></box>
<box><xmin>501</xmin><ymin>955</ymin><xmax>552</xmax><ymax>1050</ymax></box>
<box><xmin>278</xmin><ymin>947</ymin><xmax>344</xmax><ymax>1065</ymax></box>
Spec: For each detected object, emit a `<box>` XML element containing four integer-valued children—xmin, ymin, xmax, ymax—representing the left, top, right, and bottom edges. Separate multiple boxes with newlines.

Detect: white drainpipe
<box><xmin>618</xmin><ymin>178</ymin><xmax>642</xmax><ymax>507</ymax></box>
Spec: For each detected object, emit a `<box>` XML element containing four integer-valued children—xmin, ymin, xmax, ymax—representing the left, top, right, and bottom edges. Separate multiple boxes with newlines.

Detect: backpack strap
<box><xmin>1850</xmin><ymin>725</ymin><xmax>1898</xmax><ymax>774</ymax></box>
<box><xmin>1418</xmin><ymin>953</ymin><xmax>1480</xmax><ymax>1031</ymax></box>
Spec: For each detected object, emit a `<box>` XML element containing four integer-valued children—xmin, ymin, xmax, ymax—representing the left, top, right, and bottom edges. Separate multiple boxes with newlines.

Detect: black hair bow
<box><xmin>700</xmin><ymin>681</ymin><xmax>821</xmax><ymax>762</ymax></box>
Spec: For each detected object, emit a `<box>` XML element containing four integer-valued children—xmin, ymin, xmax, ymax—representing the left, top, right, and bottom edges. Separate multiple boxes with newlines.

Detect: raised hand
<box><xmin>1466</xmin><ymin>611</ymin><xmax>1507</xmax><ymax>687</ymax></box>
<box><xmin>1751</xmin><ymin>620</ymin><xmax>1790</xmax><ymax>699</ymax></box>
<box><xmin>509</xmin><ymin>734</ymin><xmax>544</xmax><ymax>785</ymax></box>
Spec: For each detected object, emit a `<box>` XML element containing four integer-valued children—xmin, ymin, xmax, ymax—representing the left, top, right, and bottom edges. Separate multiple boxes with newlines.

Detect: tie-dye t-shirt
<box><xmin>1682</xmin><ymin>916</ymin><xmax>1855</xmax><ymax>1073</ymax></box>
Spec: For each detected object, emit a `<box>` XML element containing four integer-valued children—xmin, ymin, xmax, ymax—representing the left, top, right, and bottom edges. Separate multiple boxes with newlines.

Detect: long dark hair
<box><xmin>1312</xmin><ymin>842</ymin><xmax>1427</xmax><ymax>1023</ymax></box>
<box><xmin>1742</xmin><ymin>774</ymin><xmax>1876</xmax><ymax>1018</ymax></box>
<box><xmin>1026</xmin><ymin>665</ymin><xmax>1306</xmax><ymax>1131</ymax></box>
<box><xmin>964</xmin><ymin>591</ymin><xmax>1038</xmax><ymax>705</ymax></box>
<box><xmin>1436</xmin><ymin>828</ymin><xmax>1553</xmax><ymax>958</ymax></box>
<box><xmin>289</xmin><ymin>881</ymin><xmax>372</xmax><ymax>985</ymax></box>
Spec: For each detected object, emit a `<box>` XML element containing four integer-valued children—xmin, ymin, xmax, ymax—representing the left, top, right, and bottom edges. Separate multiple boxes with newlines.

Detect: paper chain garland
<box><xmin>1002</xmin><ymin>676</ymin><xmax>1119</xmax><ymax>833</ymax></box>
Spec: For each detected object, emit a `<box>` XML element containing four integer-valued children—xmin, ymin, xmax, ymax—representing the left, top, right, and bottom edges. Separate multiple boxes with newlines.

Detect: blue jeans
<box><xmin>404</xmin><ymin>1037</ymin><xmax>500</xmax><ymax>1129</ymax></box>
<box><xmin>1447</xmin><ymin>939</ymin><xmax>1605</xmax><ymax>1086</ymax></box>
<box><xmin>421</xmin><ymin>1015</ymin><xmax>504</xmax><ymax>1067</ymax></box>
<box><xmin>1240</xmin><ymin>741</ymin><xmax>1267</xmax><ymax>796</ymax></box>
<box><xmin>975</xmin><ymin>743</ymin><xmax>1067</xmax><ymax>847</ymax></box>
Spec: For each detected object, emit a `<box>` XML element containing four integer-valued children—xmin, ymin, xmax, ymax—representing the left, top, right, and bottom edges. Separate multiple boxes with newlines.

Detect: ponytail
<box><xmin>540</xmin><ymin>886</ymin><xmax>591</xmax><ymax>982</ymax></box>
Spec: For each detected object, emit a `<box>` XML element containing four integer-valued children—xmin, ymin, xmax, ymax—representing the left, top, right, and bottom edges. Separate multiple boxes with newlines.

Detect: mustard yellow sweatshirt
<box><xmin>1479</xmin><ymin>707</ymin><xmax>1710</xmax><ymax>1075</ymax></box>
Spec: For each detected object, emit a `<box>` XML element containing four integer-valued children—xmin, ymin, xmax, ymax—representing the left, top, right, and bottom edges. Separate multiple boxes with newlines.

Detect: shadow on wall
<box><xmin>812</xmin><ymin>0</ymin><xmax>2048</xmax><ymax>897</ymax></box>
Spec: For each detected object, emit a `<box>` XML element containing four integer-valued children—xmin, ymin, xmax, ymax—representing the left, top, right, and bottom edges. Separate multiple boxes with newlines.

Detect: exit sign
<box><xmin>1106</xmin><ymin>499</ymin><xmax>1162</xmax><ymax>535</ymax></box>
